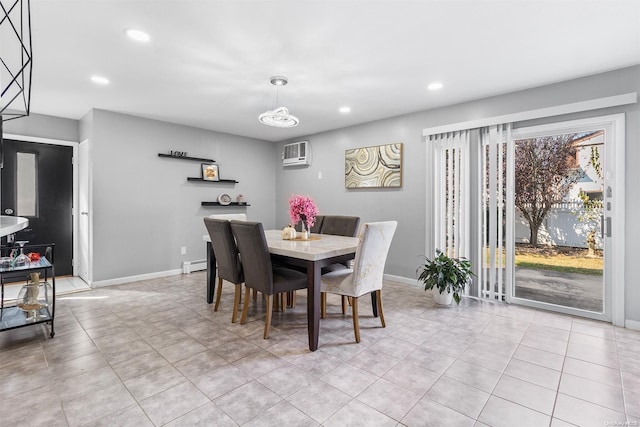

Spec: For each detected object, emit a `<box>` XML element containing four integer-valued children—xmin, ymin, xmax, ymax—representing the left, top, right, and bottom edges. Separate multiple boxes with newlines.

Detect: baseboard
<box><xmin>625</xmin><ymin>319</ymin><xmax>640</xmax><ymax>331</ymax></box>
<box><xmin>384</xmin><ymin>273</ymin><xmax>420</xmax><ymax>287</ymax></box>
<box><xmin>92</xmin><ymin>268</ymin><xmax>183</xmax><ymax>288</ymax></box>
<box><xmin>182</xmin><ymin>259</ymin><xmax>207</xmax><ymax>274</ymax></box>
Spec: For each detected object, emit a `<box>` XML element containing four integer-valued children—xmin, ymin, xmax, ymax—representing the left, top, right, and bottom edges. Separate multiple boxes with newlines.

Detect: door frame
<box><xmin>78</xmin><ymin>139</ymin><xmax>92</xmax><ymax>284</ymax></box>
<box><xmin>3</xmin><ymin>133</ymin><xmax>80</xmax><ymax>277</ymax></box>
<box><xmin>508</xmin><ymin>114</ymin><xmax>625</xmax><ymax>326</ymax></box>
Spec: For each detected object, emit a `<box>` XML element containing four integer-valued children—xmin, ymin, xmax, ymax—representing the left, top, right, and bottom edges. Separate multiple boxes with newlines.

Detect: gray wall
<box><xmin>86</xmin><ymin>109</ymin><xmax>275</xmax><ymax>282</ymax></box>
<box><xmin>274</xmin><ymin>65</ymin><xmax>640</xmax><ymax>322</ymax></box>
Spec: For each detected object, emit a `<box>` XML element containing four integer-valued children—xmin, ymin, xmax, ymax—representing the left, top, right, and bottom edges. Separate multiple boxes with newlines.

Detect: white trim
<box><xmin>384</xmin><ymin>273</ymin><xmax>421</xmax><ymax>287</ymax></box>
<box><xmin>626</xmin><ymin>319</ymin><xmax>640</xmax><ymax>331</ymax></box>
<box><xmin>92</xmin><ymin>268</ymin><xmax>183</xmax><ymax>288</ymax></box>
<box><xmin>422</xmin><ymin>93</ymin><xmax>637</xmax><ymax>136</ymax></box>
<box><xmin>4</xmin><ymin>133</ymin><xmax>78</xmax><ymax>146</ymax></box>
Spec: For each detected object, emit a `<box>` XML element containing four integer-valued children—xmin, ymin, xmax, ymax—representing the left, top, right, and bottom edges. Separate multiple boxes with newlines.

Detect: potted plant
<box><xmin>417</xmin><ymin>249</ymin><xmax>475</xmax><ymax>305</ymax></box>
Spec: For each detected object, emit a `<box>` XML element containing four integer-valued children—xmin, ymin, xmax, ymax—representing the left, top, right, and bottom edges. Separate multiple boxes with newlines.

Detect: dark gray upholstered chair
<box><xmin>203</xmin><ymin>217</ymin><xmax>244</xmax><ymax>323</ymax></box>
<box><xmin>230</xmin><ymin>220</ymin><xmax>308</xmax><ymax>339</ymax></box>
<box><xmin>321</xmin><ymin>215</ymin><xmax>360</xmax><ymax>238</ymax></box>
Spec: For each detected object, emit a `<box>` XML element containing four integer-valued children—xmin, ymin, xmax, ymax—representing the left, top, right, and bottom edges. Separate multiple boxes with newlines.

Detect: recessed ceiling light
<box><xmin>339</xmin><ymin>106</ymin><xmax>351</xmax><ymax>113</ymax></box>
<box><xmin>91</xmin><ymin>75</ymin><xmax>110</xmax><ymax>85</ymax></box>
<box><xmin>427</xmin><ymin>82</ymin><xmax>443</xmax><ymax>91</ymax></box>
<box><xmin>125</xmin><ymin>29</ymin><xmax>150</xmax><ymax>42</ymax></box>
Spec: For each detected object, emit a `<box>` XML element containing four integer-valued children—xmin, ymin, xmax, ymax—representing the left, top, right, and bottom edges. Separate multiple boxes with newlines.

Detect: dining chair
<box><xmin>320</xmin><ymin>215</ymin><xmax>360</xmax><ymax>237</ymax></box>
<box><xmin>230</xmin><ymin>220</ymin><xmax>308</xmax><ymax>339</ymax></box>
<box><xmin>320</xmin><ymin>221</ymin><xmax>397</xmax><ymax>343</ymax></box>
<box><xmin>204</xmin><ymin>214</ymin><xmax>246</xmax><ymax>322</ymax></box>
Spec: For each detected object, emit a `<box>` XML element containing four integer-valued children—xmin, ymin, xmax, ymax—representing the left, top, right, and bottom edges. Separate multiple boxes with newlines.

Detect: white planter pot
<box><xmin>432</xmin><ymin>288</ymin><xmax>453</xmax><ymax>305</ymax></box>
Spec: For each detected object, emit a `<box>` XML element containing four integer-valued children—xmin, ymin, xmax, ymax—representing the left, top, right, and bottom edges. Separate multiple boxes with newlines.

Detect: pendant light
<box><xmin>258</xmin><ymin>76</ymin><xmax>299</xmax><ymax>128</ymax></box>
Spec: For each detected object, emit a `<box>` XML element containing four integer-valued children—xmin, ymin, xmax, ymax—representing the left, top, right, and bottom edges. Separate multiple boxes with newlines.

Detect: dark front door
<box><xmin>1</xmin><ymin>139</ymin><xmax>73</xmax><ymax>276</ymax></box>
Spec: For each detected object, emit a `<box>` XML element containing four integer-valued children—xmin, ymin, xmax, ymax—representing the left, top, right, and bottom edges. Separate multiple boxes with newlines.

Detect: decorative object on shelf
<box><xmin>202</xmin><ymin>163</ymin><xmax>220</xmax><ymax>181</ymax></box>
<box><xmin>158</xmin><ymin>153</ymin><xmax>215</xmax><ymax>163</ymax></box>
<box><xmin>169</xmin><ymin>150</ymin><xmax>187</xmax><ymax>157</ymax></box>
<box><xmin>217</xmin><ymin>193</ymin><xmax>232</xmax><ymax>205</ymax></box>
<box><xmin>281</xmin><ymin>225</ymin><xmax>297</xmax><ymax>240</ymax></box>
<box><xmin>288</xmin><ymin>194</ymin><xmax>319</xmax><ymax>238</ymax></box>
<box><xmin>345</xmin><ymin>143</ymin><xmax>403</xmax><ymax>189</ymax></box>
<box><xmin>259</xmin><ymin>76</ymin><xmax>300</xmax><ymax>128</ymax></box>
<box><xmin>417</xmin><ymin>249</ymin><xmax>475</xmax><ymax>305</ymax></box>
<box><xmin>17</xmin><ymin>272</ymin><xmax>51</xmax><ymax>321</ymax></box>
<box><xmin>236</xmin><ymin>194</ymin><xmax>245</xmax><ymax>205</ymax></box>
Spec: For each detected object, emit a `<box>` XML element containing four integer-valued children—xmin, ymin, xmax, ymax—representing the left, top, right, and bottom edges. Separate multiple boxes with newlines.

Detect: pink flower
<box><xmin>288</xmin><ymin>194</ymin><xmax>319</xmax><ymax>228</ymax></box>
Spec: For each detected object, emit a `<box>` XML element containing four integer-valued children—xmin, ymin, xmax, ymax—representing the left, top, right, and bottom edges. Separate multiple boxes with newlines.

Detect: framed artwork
<box><xmin>345</xmin><ymin>142</ymin><xmax>402</xmax><ymax>188</ymax></box>
<box><xmin>201</xmin><ymin>163</ymin><xmax>219</xmax><ymax>181</ymax></box>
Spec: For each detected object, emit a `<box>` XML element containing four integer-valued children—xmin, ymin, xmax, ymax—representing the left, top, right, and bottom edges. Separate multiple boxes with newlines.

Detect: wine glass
<box><xmin>13</xmin><ymin>241</ymin><xmax>31</xmax><ymax>267</ymax></box>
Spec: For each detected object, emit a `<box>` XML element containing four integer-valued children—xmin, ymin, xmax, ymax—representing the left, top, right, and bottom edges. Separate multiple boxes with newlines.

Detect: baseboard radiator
<box><xmin>182</xmin><ymin>259</ymin><xmax>207</xmax><ymax>274</ymax></box>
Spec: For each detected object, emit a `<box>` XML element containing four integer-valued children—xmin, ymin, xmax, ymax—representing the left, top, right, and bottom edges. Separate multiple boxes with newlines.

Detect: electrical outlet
<box><xmin>180</xmin><ymin>246</ymin><xmax>186</xmax><ymax>255</ymax></box>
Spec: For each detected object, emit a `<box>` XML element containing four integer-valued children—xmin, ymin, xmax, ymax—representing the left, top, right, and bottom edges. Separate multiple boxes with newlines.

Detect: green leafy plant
<box><xmin>417</xmin><ymin>249</ymin><xmax>476</xmax><ymax>304</ymax></box>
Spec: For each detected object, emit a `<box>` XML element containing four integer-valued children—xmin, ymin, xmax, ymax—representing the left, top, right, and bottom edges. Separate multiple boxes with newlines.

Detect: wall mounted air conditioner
<box><xmin>282</xmin><ymin>140</ymin><xmax>311</xmax><ymax>166</ymax></box>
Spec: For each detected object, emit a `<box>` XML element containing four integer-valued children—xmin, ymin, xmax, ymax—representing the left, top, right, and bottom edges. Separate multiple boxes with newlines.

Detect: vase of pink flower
<box><xmin>289</xmin><ymin>194</ymin><xmax>319</xmax><ymax>239</ymax></box>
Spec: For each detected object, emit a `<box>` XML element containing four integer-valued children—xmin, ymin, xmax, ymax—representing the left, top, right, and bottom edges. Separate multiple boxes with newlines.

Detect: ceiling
<box><xmin>23</xmin><ymin>0</ymin><xmax>640</xmax><ymax>142</ymax></box>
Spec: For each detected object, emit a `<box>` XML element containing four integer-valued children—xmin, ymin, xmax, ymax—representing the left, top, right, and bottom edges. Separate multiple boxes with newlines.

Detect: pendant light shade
<box><xmin>259</xmin><ymin>76</ymin><xmax>299</xmax><ymax>128</ymax></box>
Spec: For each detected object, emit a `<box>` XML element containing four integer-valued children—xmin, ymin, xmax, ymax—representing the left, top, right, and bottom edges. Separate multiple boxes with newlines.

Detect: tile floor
<box><xmin>0</xmin><ymin>272</ymin><xmax>639</xmax><ymax>426</ymax></box>
<box><xmin>2</xmin><ymin>275</ymin><xmax>91</xmax><ymax>301</ymax></box>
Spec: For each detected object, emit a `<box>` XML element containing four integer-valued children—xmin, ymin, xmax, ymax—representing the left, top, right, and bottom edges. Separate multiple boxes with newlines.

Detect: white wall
<box><xmin>274</xmin><ymin>65</ymin><xmax>640</xmax><ymax>322</ymax></box>
<box><xmin>84</xmin><ymin>109</ymin><xmax>275</xmax><ymax>282</ymax></box>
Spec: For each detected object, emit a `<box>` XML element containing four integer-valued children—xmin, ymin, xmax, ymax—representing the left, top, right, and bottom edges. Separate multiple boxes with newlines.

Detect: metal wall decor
<box><xmin>345</xmin><ymin>143</ymin><xmax>402</xmax><ymax>188</ymax></box>
<box><xmin>1</xmin><ymin>0</ymin><xmax>33</xmax><ymax>122</ymax></box>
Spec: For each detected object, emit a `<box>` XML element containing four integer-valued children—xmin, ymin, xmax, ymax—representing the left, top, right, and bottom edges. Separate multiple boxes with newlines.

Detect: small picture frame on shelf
<box><xmin>201</xmin><ymin>163</ymin><xmax>219</xmax><ymax>181</ymax></box>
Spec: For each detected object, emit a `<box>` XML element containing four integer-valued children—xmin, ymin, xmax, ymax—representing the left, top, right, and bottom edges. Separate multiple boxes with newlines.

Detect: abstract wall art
<box><xmin>345</xmin><ymin>143</ymin><xmax>403</xmax><ymax>188</ymax></box>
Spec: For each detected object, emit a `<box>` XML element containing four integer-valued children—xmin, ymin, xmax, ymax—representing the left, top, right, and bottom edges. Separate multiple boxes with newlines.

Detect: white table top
<box><xmin>264</xmin><ymin>230</ymin><xmax>359</xmax><ymax>261</ymax></box>
<box><xmin>0</xmin><ymin>216</ymin><xmax>28</xmax><ymax>237</ymax></box>
<box><xmin>204</xmin><ymin>229</ymin><xmax>359</xmax><ymax>262</ymax></box>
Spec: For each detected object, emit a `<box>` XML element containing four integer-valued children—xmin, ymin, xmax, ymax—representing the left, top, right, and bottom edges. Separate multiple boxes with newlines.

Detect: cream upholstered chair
<box><xmin>320</xmin><ymin>221</ymin><xmax>397</xmax><ymax>343</ymax></box>
<box><xmin>204</xmin><ymin>213</ymin><xmax>247</xmax><ymax>322</ymax></box>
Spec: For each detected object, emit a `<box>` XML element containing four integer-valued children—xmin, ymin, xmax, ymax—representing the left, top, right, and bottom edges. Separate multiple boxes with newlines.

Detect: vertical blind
<box><xmin>430</xmin><ymin>124</ymin><xmax>512</xmax><ymax>302</ymax></box>
<box><xmin>480</xmin><ymin>124</ymin><xmax>512</xmax><ymax>301</ymax></box>
<box><xmin>430</xmin><ymin>130</ymin><xmax>470</xmax><ymax>260</ymax></box>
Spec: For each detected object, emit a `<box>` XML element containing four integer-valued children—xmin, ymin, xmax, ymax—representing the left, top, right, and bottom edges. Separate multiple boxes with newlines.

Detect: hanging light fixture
<box><xmin>1</xmin><ymin>0</ymin><xmax>33</xmax><ymax>121</ymax></box>
<box><xmin>258</xmin><ymin>75</ymin><xmax>299</xmax><ymax>128</ymax></box>
<box><xmin>1</xmin><ymin>0</ymin><xmax>33</xmax><ymax>168</ymax></box>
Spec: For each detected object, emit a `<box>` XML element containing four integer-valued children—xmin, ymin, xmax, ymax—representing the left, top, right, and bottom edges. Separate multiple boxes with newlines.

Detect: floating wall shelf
<box><xmin>187</xmin><ymin>177</ymin><xmax>238</xmax><ymax>184</ymax></box>
<box><xmin>158</xmin><ymin>153</ymin><xmax>215</xmax><ymax>163</ymax></box>
<box><xmin>201</xmin><ymin>202</ymin><xmax>250</xmax><ymax>207</ymax></box>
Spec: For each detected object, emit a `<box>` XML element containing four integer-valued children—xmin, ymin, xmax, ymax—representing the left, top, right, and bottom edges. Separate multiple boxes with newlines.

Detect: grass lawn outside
<box><xmin>515</xmin><ymin>245</ymin><xmax>603</xmax><ymax>276</ymax></box>
<box><xmin>484</xmin><ymin>245</ymin><xmax>603</xmax><ymax>276</ymax></box>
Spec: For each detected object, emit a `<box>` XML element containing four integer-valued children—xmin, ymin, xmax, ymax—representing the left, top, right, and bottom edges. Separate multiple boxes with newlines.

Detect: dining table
<box><xmin>205</xmin><ymin>229</ymin><xmax>359</xmax><ymax>351</ymax></box>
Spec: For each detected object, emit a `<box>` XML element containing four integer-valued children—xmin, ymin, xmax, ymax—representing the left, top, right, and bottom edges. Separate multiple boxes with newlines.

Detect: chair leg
<box><xmin>280</xmin><ymin>293</ymin><xmax>286</xmax><ymax>313</ymax></box>
<box><xmin>341</xmin><ymin>296</ymin><xmax>347</xmax><ymax>314</ymax></box>
<box><xmin>253</xmin><ymin>289</ymin><xmax>258</xmax><ymax>301</ymax></box>
<box><xmin>231</xmin><ymin>284</ymin><xmax>242</xmax><ymax>323</ymax></box>
<box><xmin>240</xmin><ymin>287</ymin><xmax>251</xmax><ymax>324</ymax></box>
<box><xmin>376</xmin><ymin>290</ymin><xmax>386</xmax><ymax>328</ymax></box>
<box><xmin>321</xmin><ymin>292</ymin><xmax>327</xmax><ymax>319</ymax></box>
<box><xmin>214</xmin><ymin>277</ymin><xmax>223</xmax><ymax>311</ymax></box>
<box><xmin>291</xmin><ymin>291</ymin><xmax>296</xmax><ymax>307</ymax></box>
<box><xmin>352</xmin><ymin>297</ymin><xmax>360</xmax><ymax>343</ymax></box>
<box><xmin>264</xmin><ymin>295</ymin><xmax>273</xmax><ymax>339</ymax></box>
